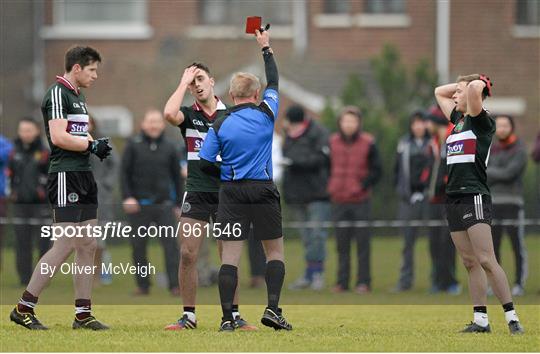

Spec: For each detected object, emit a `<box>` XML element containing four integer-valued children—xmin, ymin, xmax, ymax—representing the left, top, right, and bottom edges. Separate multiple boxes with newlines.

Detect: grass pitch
<box><xmin>1</xmin><ymin>305</ymin><xmax>539</xmax><ymax>352</ymax></box>
<box><xmin>1</xmin><ymin>235</ymin><xmax>539</xmax><ymax>351</ymax></box>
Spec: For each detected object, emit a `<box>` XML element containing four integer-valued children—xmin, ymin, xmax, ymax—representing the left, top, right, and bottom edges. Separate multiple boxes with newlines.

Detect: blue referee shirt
<box><xmin>198</xmin><ymin>88</ymin><xmax>279</xmax><ymax>181</ymax></box>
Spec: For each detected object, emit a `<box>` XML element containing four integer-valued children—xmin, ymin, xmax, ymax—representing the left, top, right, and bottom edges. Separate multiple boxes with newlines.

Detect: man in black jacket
<box><xmin>121</xmin><ymin>109</ymin><xmax>182</xmax><ymax>295</ymax></box>
<box><xmin>393</xmin><ymin>111</ymin><xmax>433</xmax><ymax>292</ymax></box>
<box><xmin>425</xmin><ymin>106</ymin><xmax>460</xmax><ymax>294</ymax></box>
<box><xmin>8</xmin><ymin>118</ymin><xmax>51</xmax><ymax>285</ymax></box>
<box><xmin>282</xmin><ymin>105</ymin><xmax>330</xmax><ymax>291</ymax></box>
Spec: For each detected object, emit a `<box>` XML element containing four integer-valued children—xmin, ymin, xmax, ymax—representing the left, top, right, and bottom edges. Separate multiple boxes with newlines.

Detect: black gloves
<box><xmin>87</xmin><ymin>137</ymin><xmax>112</xmax><ymax>161</ymax></box>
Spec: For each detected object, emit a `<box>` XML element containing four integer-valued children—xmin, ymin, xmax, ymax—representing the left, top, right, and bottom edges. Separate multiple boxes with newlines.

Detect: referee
<box><xmin>199</xmin><ymin>29</ymin><xmax>292</xmax><ymax>332</ymax></box>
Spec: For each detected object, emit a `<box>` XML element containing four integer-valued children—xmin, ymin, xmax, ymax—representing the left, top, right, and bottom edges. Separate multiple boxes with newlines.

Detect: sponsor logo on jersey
<box><xmin>192</xmin><ymin>119</ymin><xmax>206</xmax><ymax>127</ymax></box>
<box><xmin>73</xmin><ymin>103</ymin><xmax>80</xmax><ymax>108</ymax></box>
<box><xmin>447</xmin><ymin>142</ymin><xmax>464</xmax><ymax>155</ymax></box>
<box><xmin>66</xmin><ymin>114</ymin><xmax>89</xmax><ymax>138</ymax></box>
<box><xmin>446</xmin><ymin>130</ymin><xmax>477</xmax><ymax>164</ymax></box>
<box><xmin>463</xmin><ymin>213</ymin><xmax>473</xmax><ymax>219</ymax></box>
<box><xmin>70</xmin><ymin>123</ymin><xmax>88</xmax><ymax>133</ymax></box>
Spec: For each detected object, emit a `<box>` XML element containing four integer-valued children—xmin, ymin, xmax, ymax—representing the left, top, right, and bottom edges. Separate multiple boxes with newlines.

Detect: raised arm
<box><xmin>434</xmin><ymin>83</ymin><xmax>457</xmax><ymax>120</ymax></box>
<box><xmin>466</xmin><ymin>80</ymin><xmax>486</xmax><ymax>117</ymax></box>
<box><xmin>163</xmin><ymin>66</ymin><xmax>199</xmax><ymax>126</ymax></box>
<box><xmin>255</xmin><ymin>29</ymin><xmax>278</xmax><ymax>91</ymax></box>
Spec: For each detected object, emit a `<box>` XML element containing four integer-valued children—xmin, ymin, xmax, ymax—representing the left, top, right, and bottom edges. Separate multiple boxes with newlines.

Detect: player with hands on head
<box><xmin>435</xmin><ymin>74</ymin><xmax>523</xmax><ymax>335</ymax></box>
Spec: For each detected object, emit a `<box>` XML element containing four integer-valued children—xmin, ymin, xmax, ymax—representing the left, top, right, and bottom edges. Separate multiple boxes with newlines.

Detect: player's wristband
<box><xmin>261</xmin><ymin>46</ymin><xmax>272</xmax><ymax>55</ymax></box>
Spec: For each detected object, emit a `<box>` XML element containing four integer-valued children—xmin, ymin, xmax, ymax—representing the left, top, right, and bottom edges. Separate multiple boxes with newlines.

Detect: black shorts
<box><xmin>216</xmin><ymin>180</ymin><xmax>282</xmax><ymax>241</ymax></box>
<box><xmin>47</xmin><ymin>171</ymin><xmax>98</xmax><ymax>223</ymax></box>
<box><xmin>180</xmin><ymin>191</ymin><xmax>219</xmax><ymax>222</ymax></box>
<box><xmin>445</xmin><ymin>193</ymin><xmax>492</xmax><ymax>232</ymax></box>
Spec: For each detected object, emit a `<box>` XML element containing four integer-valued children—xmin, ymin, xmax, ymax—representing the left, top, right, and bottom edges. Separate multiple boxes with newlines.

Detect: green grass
<box><xmin>1</xmin><ymin>235</ymin><xmax>539</xmax><ymax>351</ymax></box>
<box><xmin>1</xmin><ymin>304</ymin><xmax>539</xmax><ymax>352</ymax></box>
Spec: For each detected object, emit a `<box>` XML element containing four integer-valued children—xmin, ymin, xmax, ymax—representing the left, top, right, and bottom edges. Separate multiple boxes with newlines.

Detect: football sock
<box><xmin>218</xmin><ymin>264</ymin><xmax>238</xmax><ymax>321</ymax></box>
<box><xmin>473</xmin><ymin>306</ymin><xmax>488</xmax><ymax>327</ymax></box>
<box><xmin>232</xmin><ymin>304</ymin><xmax>239</xmax><ymax>319</ymax></box>
<box><xmin>75</xmin><ymin>299</ymin><xmax>92</xmax><ymax>320</ymax></box>
<box><xmin>503</xmin><ymin>302</ymin><xmax>519</xmax><ymax>323</ymax></box>
<box><xmin>183</xmin><ymin>307</ymin><xmax>196</xmax><ymax>321</ymax></box>
<box><xmin>17</xmin><ymin>290</ymin><xmax>38</xmax><ymax>314</ymax></box>
<box><xmin>266</xmin><ymin>260</ymin><xmax>285</xmax><ymax>311</ymax></box>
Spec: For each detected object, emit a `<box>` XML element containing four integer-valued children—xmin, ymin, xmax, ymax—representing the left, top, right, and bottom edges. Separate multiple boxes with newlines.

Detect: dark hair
<box><xmin>19</xmin><ymin>116</ymin><xmax>40</xmax><ymax>128</ymax></box>
<box><xmin>286</xmin><ymin>105</ymin><xmax>305</xmax><ymax>123</ymax></box>
<box><xmin>409</xmin><ymin>110</ymin><xmax>426</xmax><ymax>124</ymax></box>
<box><xmin>65</xmin><ymin>46</ymin><xmax>102</xmax><ymax>72</ymax></box>
<box><xmin>456</xmin><ymin>73</ymin><xmax>487</xmax><ymax>100</ymax></box>
<box><xmin>187</xmin><ymin>62</ymin><xmax>211</xmax><ymax>76</ymax></box>
<box><xmin>495</xmin><ymin>114</ymin><xmax>515</xmax><ymax>132</ymax></box>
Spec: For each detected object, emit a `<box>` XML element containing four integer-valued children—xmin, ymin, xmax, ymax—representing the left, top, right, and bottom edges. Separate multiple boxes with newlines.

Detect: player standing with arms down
<box><xmin>199</xmin><ymin>29</ymin><xmax>292</xmax><ymax>332</ymax></box>
<box><xmin>10</xmin><ymin>46</ymin><xmax>112</xmax><ymax>330</ymax></box>
<box><xmin>435</xmin><ymin>75</ymin><xmax>524</xmax><ymax>334</ymax></box>
<box><xmin>163</xmin><ymin>63</ymin><xmax>256</xmax><ymax>330</ymax></box>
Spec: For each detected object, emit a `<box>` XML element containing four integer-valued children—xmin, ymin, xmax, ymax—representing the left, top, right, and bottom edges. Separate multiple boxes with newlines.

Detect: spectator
<box><xmin>283</xmin><ymin>105</ymin><xmax>331</xmax><ymax>291</ymax></box>
<box><xmin>88</xmin><ymin>116</ymin><xmax>119</xmax><ymax>285</ymax></box>
<box><xmin>487</xmin><ymin>114</ymin><xmax>528</xmax><ymax>296</ymax></box>
<box><xmin>327</xmin><ymin>106</ymin><xmax>382</xmax><ymax>294</ymax></box>
<box><xmin>425</xmin><ymin>105</ymin><xmax>460</xmax><ymax>294</ymax></box>
<box><xmin>121</xmin><ymin>109</ymin><xmax>181</xmax><ymax>296</ymax></box>
<box><xmin>7</xmin><ymin>118</ymin><xmax>50</xmax><ymax>285</ymax></box>
<box><xmin>532</xmin><ymin>131</ymin><xmax>540</xmax><ymax>163</ymax></box>
<box><xmin>393</xmin><ymin>111</ymin><xmax>433</xmax><ymax>292</ymax></box>
<box><xmin>0</xmin><ymin>133</ymin><xmax>13</xmax><ymax>271</ymax></box>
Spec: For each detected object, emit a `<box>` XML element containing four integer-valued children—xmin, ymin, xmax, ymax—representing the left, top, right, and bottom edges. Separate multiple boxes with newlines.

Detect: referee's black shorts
<box><xmin>47</xmin><ymin>171</ymin><xmax>98</xmax><ymax>223</ymax></box>
<box><xmin>216</xmin><ymin>180</ymin><xmax>282</xmax><ymax>241</ymax></box>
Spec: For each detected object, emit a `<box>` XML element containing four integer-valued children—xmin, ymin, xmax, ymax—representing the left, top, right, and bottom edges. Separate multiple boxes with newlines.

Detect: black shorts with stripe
<box><xmin>445</xmin><ymin>193</ymin><xmax>492</xmax><ymax>232</ymax></box>
<box><xmin>180</xmin><ymin>191</ymin><xmax>219</xmax><ymax>222</ymax></box>
<box><xmin>47</xmin><ymin>171</ymin><xmax>98</xmax><ymax>223</ymax></box>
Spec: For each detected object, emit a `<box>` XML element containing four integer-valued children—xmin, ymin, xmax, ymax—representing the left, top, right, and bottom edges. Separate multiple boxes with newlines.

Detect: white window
<box><xmin>357</xmin><ymin>0</ymin><xmax>410</xmax><ymax>28</ymax></box>
<box><xmin>323</xmin><ymin>0</ymin><xmax>350</xmax><ymax>14</ymax></box>
<box><xmin>316</xmin><ymin>0</ymin><xmax>410</xmax><ymax>29</ymax></box>
<box><xmin>89</xmin><ymin>106</ymin><xmax>134</xmax><ymax>138</ymax></box>
<box><xmin>516</xmin><ymin>0</ymin><xmax>540</xmax><ymax>25</ymax></box>
<box><xmin>190</xmin><ymin>0</ymin><xmax>293</xmax><ymax>39</ymax></box>
<box><xmin>41</xmin><ymin>0</ymin><xmax>153</xmax><ymax>40</ymax></box>
<box><xmin>364</xmin><ymin>0</ymin><xmax>406</xmax><ymax>14</ymax></box>
<box><xmin>513</xmin><ymin>0</ymin><xmax>540</xmax><ymax>38</ymax></box>
<box><xmin>314</xmin><ymin>0</ymin><xmax>354</xmax><ymax>28</ymax></box>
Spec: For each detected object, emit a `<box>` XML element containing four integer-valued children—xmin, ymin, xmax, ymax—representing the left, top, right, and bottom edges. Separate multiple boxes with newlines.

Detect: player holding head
<box><xmin>163</xmin><ymin>63</ymin><xmax>256</xmax><ymax>330</ymax></box>
<box><xmin>199</xmin><ymin>29</ymin><xmax>292</xmax><ymax>332</ymax></box>
<box><xmin>10</xmin><ymin>46</ymin><xmax>112</xmax><ymax>330</ymax></box>
<box><xmin>435</xmin><ymin>75</ymin><xmax>524</xmax><ymax>334</ymax></box>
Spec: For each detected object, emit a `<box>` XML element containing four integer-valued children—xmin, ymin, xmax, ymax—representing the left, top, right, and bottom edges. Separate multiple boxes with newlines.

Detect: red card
<box><xmin>245</xmin><ymin>16</ymin><xmax>262</xmax><ymax>34</ymax></box>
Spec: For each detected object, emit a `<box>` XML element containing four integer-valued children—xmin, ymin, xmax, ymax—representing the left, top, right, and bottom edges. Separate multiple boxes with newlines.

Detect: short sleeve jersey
<box><xmin>445</xmin><ymin>107</ymin><xmax>495</xmax><ymax>196</ymax></box>
<box><xmin>179</xmin><ymin>99</ymin><xmax>228</xmax><ymax>192</ymax></box>
<box><xmin>41</xmin><ymin>76</ymin><xmax>90</xmax><ymax>173</ymax></box>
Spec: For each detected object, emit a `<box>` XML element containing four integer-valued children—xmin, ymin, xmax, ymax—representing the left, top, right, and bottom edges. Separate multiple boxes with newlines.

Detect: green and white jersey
<box><xmin>41</xmin><ymin>76</ymin><xmax>91</xmax><ymax>173</ymax></box>
<box><xmin>179</xmin><ymin>98</ymin><xmax>228</xmax><ymax>192</ymax></box>
<box><xmin>446</xmin><ymin>107</ymin><xmax>495</xmax><ymax>196</ymax></box>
